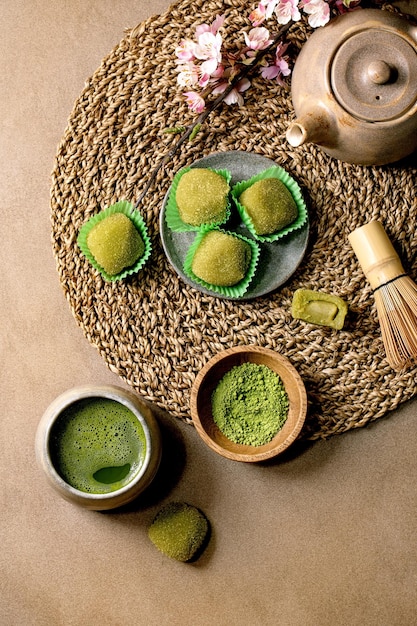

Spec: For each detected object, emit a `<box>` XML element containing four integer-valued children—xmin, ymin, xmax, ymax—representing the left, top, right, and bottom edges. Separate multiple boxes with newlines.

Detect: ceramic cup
<box><xmin>35</xmin><ymin>385</ymin><xmax>162</xmax><ymax>510</ymax></box>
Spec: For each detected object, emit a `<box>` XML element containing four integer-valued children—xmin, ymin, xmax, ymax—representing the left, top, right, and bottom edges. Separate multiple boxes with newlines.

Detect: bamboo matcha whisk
<box><xmin>348</xmin><ymin>220</ymin><xmax>417</xmax><ymax>371</ymax></box>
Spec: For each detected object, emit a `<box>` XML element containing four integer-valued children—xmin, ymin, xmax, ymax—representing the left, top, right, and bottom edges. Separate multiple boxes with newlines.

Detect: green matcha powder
<box><xmin>212</xmin><ymin>362</ymin><xmax>289</xmax><ymax>446</ymax></box>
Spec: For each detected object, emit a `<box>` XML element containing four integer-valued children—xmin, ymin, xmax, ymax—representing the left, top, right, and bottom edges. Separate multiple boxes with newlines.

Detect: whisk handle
<box><xmin>348</xmin><ymin>220</ymin><xmax>406</xmax><ymax>291</ymax></box>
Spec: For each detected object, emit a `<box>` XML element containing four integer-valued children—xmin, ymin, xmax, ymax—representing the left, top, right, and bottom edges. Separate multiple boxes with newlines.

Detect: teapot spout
<box><xmin>286</xmin><ymin>111</ymin><xmax>333</xmax><ymax>148</ymax></box>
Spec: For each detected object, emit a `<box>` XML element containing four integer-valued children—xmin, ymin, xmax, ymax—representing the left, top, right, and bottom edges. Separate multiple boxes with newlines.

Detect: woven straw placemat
<box><xmin>51</xmin><ymin>0</ymin><xmax>417</xmax><ymax>440</ymax></box>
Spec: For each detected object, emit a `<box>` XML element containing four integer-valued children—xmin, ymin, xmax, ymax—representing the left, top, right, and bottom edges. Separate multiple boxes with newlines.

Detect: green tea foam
<box><xmin>49</xmin><ymin>398</ymin><xmax>147</xmax><ymax>494</ymax></box>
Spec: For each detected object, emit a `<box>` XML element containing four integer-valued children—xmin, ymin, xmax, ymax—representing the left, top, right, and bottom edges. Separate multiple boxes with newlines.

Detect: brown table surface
<box><xmin>2</xmin><ymin>2</ymin><xmax>417</xmax><ymax>625</ymax></box>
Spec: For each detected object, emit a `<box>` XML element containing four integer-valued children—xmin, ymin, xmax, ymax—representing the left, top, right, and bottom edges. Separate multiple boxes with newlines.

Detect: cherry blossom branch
<box><xmin>134</xmin><ymin>21</ymin><xmax>293</xmax><ymax>210</ymax></box>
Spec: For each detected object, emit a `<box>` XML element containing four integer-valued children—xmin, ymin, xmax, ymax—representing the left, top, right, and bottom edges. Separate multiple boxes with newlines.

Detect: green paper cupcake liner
<box><xmin>183</xmin><ymin>226</ymin><xmax>260</xmax><ymax>298</ymax></box>
<box><xmin>77</xmin><ymin>200</ymin><xmax>152</xmax><ymax>282</ymax></box>
<box><xmin>165</xmin><ymin>166</ymin><xmax>232</xmax><ymax>232</ymax></box>
<box><xmin>231</xmin><ymin>166</ymin><xmax>308</xmax><ymax>242</ymax></box>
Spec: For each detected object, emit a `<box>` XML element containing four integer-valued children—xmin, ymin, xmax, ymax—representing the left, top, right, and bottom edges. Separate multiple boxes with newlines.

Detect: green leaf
<box><xmin>163</xmin><ymin>126</ymin><xmax>187</xmax><ymax>134</ymax></box>
<box><xmin>189</xmin><ymin>124</ymin><xmax>202</xmax><ymax>141</ymax></box>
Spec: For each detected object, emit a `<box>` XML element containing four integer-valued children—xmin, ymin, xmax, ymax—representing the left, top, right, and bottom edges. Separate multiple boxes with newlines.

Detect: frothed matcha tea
<box><xmin>49</xmin><ymin>397</ymin><xmax>147</xmax><ymax>494</ymax></box>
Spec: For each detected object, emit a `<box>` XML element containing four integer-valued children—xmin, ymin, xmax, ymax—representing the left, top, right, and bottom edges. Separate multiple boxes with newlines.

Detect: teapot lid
<box><xmin>331</xmin><ymin>28</ymin><xmax>417</xmax><ymax>121</ymax></box>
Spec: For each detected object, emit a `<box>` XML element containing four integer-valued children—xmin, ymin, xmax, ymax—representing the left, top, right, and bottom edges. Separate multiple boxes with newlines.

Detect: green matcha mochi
<box><xmin>239</xmin><ymin>178</ymin><xmax>298</xmax><ymax>235</ymax></box>
<box><xmin>148</xmin><ymin>502</ymin><xmax>209</xmax><ymax>562</ymax></box>
<box><xmin>176</xmin><ymin>168</ymin><xmax>229</xmax><ymax>226</ymax></box>
<box><xmin>87</xmin><ymin>212</ymin><xmax>145</xmax><ymax>276</ymax></box>
<box><xmin>191</xmin><ymin>230</ymin><xmax>251</xmax><ymax>287</ymax></box>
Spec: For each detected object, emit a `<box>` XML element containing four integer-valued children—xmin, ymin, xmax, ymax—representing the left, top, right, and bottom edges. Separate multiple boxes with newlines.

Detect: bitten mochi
<box><xmin>87</xmin><ymin>213</ymin><xmax>145</xmax><ymax>276</ymax></box>
<box><xmin>191</xmin><ymin>230</ymin><xmax>251</xmax><ymax>287</ymax></box>
<box><xmin>239</xmin><ymin>178</ymin><xmax>298</xmax><ymax>235</ymax></box>
<box><xmin>292</xmin><ymin>288</ymin><xmax>348</xmax><ymax>330</ymax></box>
<box><xmin>176</xmin><ymin>168</ymin><xmax>229</xmax><ymax>226</ymax></box>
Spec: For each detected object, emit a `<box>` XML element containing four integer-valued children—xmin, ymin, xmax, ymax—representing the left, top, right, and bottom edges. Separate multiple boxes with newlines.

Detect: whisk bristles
<box><xmin>348</xmin><ymin>220</ymin><xmax>417</xmax><ymax>372</ymax></box>
<box><xmin>373</xmin><ymin>274</ymin><xmax>417</xmax><ymax>371</ymax></box>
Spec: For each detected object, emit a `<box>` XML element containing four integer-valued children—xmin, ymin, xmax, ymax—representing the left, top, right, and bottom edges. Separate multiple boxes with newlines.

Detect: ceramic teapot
<box><xmin>286</xmin><ymin>9</ymin><xmax>417</xmax><ymax>165</ymax></box>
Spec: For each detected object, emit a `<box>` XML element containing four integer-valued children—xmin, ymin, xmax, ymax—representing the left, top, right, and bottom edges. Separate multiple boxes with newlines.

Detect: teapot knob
<box><xmin>367</xmin><ymin>60</ymin><xmax>392</xmax><ymax>85</ymax></box>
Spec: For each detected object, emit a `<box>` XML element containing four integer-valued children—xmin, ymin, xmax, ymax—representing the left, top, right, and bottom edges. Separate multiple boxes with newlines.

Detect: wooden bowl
<box><xmin>190</xmin><ymin>346</ymin><xmax>307</xmax><ymax>462</ymax></box>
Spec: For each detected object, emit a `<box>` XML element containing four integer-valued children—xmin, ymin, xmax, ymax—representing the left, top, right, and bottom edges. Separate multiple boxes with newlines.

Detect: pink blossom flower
<box><xmin>175</xmin><ymin>39</ymin><xmax>196</xmax><ymax>62</ymax></box>
<box><xmin>212</xmin><ymin>77</ymin><xmax>251</xmax><ymax>107</ymax></box>
<box><xmin>200</xmin><ymin>57</ymin><xmax>220</xmax><ymax>76</ymax></box>
<box><xmin>260</xmin><ymin>42</ymin><xmax>291</xmax><ymax>85</ymax></box>
<box><xmin>195</xmin><ymin>14</ymin><xmax>225</xmax><ymax>37</ymax></box>
<box><xmin>301</xmin><ymin>0</ymin><xmax>331</xmax><ymax>27</ymax></box>
<box><xmin>183</xmin><ymin>91</ymin><xmax>206</xmax><ymax>113</ymax></box>
<box><xmin>249</xmin><ymin>1</ymin><xmax>281</xmax><ymax>26</ymax></box>
<box><xmin>260</xmin><ymin>1</ymin><xmax>279</xmax><ymax>19</ymax></box>
<box><xmin>207</xmin><ymin>64</ymin><xmax>227</xmax><ymax>86</ymax></box>
<box><xmin>274</xmin><ymin>0</ymin><xmax>301</xmax><ymax>24</ymax></box>
<box><xmin>244</xmin><ymin>27</ymin><xmax>273</xmax><ymax>51</ymax></box>
<box><xmin>194</xmin><ymin>31</ymin><xmax>223</xmax><ymax>75</ymax></box>
<box><xmin>175</xmin><ymin>2</ymin><xmax>344</xmax><ymax>119</ymax></box>
<box><xmin>211</xmin><ymin>64</ymin><xmax>226</xmax><ymax>79</ymax></box>
<box><xmin>176</xmin><ymin>62</ymin><xmax>200</xmax><ymax>88</ymax></box>
<box><xmin>198</xmin><ymin>72</ymin><xmax>211</xmax><ymax>89</ymax></box>
<box><xmin>249</xmin><ymin>4</ymin><xmax>267</xmax><ymax>27</ymax></box>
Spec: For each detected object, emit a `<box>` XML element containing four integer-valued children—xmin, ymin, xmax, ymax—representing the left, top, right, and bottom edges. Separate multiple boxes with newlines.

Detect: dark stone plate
<box><xmin>159</xmin><ymin>151</ymin><xmax>309</xmax><ymax>300</ymax></box>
